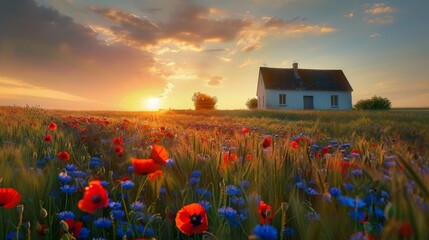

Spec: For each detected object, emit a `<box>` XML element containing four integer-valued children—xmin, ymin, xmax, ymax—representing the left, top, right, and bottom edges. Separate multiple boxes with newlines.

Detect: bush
<box><xmin>192</xmin><ymin>92</ymin><xmax>217</xmax><ymax>110</ymax></box>
<box><xmin>246</xmin><ymin>98</ymin><xmax>258</xmax><ymax>109</ymax></box>
<box><xmin>354</xmin><ymin>96</ymin><xmax>391</xmax><ymax>110</ymax></box>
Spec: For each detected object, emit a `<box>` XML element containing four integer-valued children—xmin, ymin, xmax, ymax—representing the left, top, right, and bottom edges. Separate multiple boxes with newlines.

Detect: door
<box><xmin>303</xmin><ymin>96</ymin><xmax>314</xmax><ymax>109</ymax></box>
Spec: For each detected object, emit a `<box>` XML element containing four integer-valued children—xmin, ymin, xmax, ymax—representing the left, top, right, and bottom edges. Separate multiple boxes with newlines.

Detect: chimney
<box><xmin>293</xmin><ymin>62</ymin><xmax>300</xmax><ymax>79</ymax></box>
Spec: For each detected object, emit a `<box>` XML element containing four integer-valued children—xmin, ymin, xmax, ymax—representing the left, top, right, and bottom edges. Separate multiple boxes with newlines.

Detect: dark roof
<box><xmin>259</xmin><ymin>67</ymin><xmax>353</xmax><ymax>91</ymax></box>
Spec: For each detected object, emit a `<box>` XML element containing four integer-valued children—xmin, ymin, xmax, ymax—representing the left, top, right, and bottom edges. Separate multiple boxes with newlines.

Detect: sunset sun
<box><xmin>145</xmin><ymin>97</ymin><xmax>161</xmax><ymax>111</ymax></box>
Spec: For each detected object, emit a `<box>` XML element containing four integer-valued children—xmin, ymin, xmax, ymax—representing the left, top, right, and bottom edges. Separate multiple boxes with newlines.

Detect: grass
<box><xmin>0</xmin><ymin>105</ymin><xmax>428</xmax><ymax>239</ymax></box>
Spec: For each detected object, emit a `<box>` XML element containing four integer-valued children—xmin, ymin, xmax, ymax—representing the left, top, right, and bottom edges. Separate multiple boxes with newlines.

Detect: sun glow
<box><xmin>145</xmin><ymin>97</ymin><xmax>161</xmax><ymax>111</ymax></box>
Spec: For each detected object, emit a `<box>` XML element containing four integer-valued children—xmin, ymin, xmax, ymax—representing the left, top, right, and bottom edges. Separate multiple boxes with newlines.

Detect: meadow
<box><xmin>0</xmin><ymin>105</ymin><xmax>428</xmax><ymax>240</ymax></box>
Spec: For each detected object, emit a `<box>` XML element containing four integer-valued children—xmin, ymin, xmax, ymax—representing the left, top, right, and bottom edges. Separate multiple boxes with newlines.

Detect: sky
<box><xmin>1</xmin><ymin>0</ymin><xmax>428</xmax><ymax>110</ymax></box>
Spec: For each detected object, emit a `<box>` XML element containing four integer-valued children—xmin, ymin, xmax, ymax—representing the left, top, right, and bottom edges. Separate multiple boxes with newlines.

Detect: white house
<box><xmin>256</xmin><ymin>63</ymin><xmax>353</xmax><ymax>110</ymax></box>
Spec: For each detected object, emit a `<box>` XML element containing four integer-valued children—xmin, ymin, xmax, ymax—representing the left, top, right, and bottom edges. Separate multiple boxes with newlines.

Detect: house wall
<box><xmin>256</xmin><ymin>73</ymin><xmax>266</xmax><ymax>109</ymax></box>
<box><xmin>264</xmin><ymin>90</ymin><xmax>352</xmax><ymax>110</ymax></box>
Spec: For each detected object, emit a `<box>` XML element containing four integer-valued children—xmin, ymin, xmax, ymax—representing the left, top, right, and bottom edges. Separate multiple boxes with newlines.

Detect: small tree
<box><xmin>192</xmin><ymin>92</ymin><xmax>217</xmax><ymax>110</ymax></box>
<box><xmin>246</xmin><ymin>98</ymin><xmax>258</xmax><ymax>109</ymax></box>
<box><xmin>354</xmin><ymin>96</ymin><xmax>391</xmax><ymax>110</ymax></box>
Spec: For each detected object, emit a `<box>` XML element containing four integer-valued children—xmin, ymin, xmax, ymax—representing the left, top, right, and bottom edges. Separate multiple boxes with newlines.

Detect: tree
<box><xmin>246</xmin><ymin>98</ymin><xmax>258</xmax><ymax>109</ymax></box>
<box><xmin>354</xmin><ymin>96</ymin><xmax>391</xmax><ymax>110</ymax></box>
<box><xmin>192</xmin><ymin>92</ymin><xmax>217</xmax><ymax>110</ymax></box>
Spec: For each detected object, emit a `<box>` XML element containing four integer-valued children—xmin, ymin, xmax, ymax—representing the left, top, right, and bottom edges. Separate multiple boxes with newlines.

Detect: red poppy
<box><xmin>221</xmin><ymin>152</ymin><xmax>238</xmax><ymax>170</ymax></box>
<box><xmin>351</xmin><ymin>148</ymin><xmax>359</xmax><ymax>154</ymax></box>
<box><xmin>77</xmin><ymin>181</ymin><xmax>108</xmax><ymax>214</ymax></box>
<box><xmin>58</xmin><ymin>151</ymin><xmax>71</xmax><ymax>161</ymax></box>
<box><xmin>241</xmin><ymin>128</ymin><xmax>249</xmax><ymax>134</ymax></box>
<box><xmin>246</xmin><ymin>154</ymin><xmax>252</xmax><ymax>160</ymax></box>
<box><xmin>48</xmin><ymin>122</ymin><xmax>57</xmax><ymax>131</ymax></box>
<box><xmin>36</xmin><ymin>223</ymin><xmax>48</xmax><ymax>236</ymax></box>
<box><xmin>321</xmin><ymin>146</ymin><xmax>330</xmax><ymax>154</ymax></box>
<box><xmin>290</xmin><ymin>141</ymin><xmax>299</xmax><ymax>150</ymax></box>
<box><xmin>159</xmin><ymin>126</ymin><xmax>166</xmax><ymax>131</ymax></box>
<box><xmin>148</xmin><ymin>170</ymin><xmax>163</xmax><ymax>181</ymax></box>
<box><xmin>150</xmin><ymin>144</ymin><xmax>169</xmax><ymax>165</ymax></box>
<box><xmin>165</xmin><ymin>131</ymin><xmax>174</xmax><ymax>138</ymax></box>
<box><xmin>112</xmin><ymin>137</ymin><xmax>123</xmax><ymax>146</ymax></box>
<box><xmin>61</xmin><ymin>219</ymin><xmax>83</xmax><ymax>238</ymax></box>
<box><xmin>0</xmin><ymin>188</ymin><xmax>21</xmax><ymax>209</ymax></box>
<box><xmin>350</xmin><ymin>231</ymin><xmax>374</xmax><ymax>240</ymax></box>
<box><xmin>132</xmin><ymin>158</ymin><xmax>161</xmax><ymax>175</ymax></box>
<box><xmin>44</xmin><ymin>135</ymin><xmax>53</xmax><ymax>142</ymax></box>
<box><xmin>114</xmin><ymin>145</ymin><xmax>123</xmax><ymax>153</ymax></box>
<box><xmin>80</xmin><ymin>136</ymin><xmax>87</xmax><ymax>142</ymax></box>
<box><xmin>262</xmin><ymin>137</ymin><xmax>272</xmax><ymax>149</ymax></box>
<box><xmin>175</xmin><ymin>203</ymin><xmax>208</xmax><ymax>235</ymax></box>
<box><xmin>398</xmin><ymin>221</ymin><xmax>413</xmax><ymax>238</ymax></box>
<box><xmin>258</xmin><ymin>201</ymin><xmax>273</xmax><ymax>224</ymax></box>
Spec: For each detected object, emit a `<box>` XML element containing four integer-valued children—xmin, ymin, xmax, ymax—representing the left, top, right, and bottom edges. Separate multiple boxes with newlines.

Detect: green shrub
<box><xmin>246</xmin><ymin>97</ymin><xmax>258</xmax><ymax>109</ymax></box>
<box><xmin>354</xmin><ymin>96</ymin><xmax>391</xmax><ymax>110</ymax></box>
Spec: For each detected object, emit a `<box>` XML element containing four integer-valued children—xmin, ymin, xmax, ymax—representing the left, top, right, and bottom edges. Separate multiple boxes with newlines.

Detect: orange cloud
<box><xmin>365</xmin><ymin>3</ymin><xmax>396</xmax><ymax>15</ymax></box>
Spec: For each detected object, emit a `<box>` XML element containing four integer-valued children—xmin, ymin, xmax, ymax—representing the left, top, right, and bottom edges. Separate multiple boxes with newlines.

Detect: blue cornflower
<box><xmin>240</xmin><ymin>180</ymin><xmax>250</xmax><ymax>189</ymax></box>
<box><xmin>312</xmin><ymin>144</ymin><xmax>319</xmax><ymax>150</ymax></box>
<box><xmin>226</xmin><ymin>185</ymin><xmax>242</xmax><ymax>196</ymax></box>
<box><xmin>329</xmin><ymin>187</ymin><xmax>341</xmax><ymax>197</ymax></box>
<box><xmin>343</xmin><ymin>183</ymin><xmax>355</xmax><ymax>191</ymax></box>
<box><xmin>191</xmin><ymin>170</ymin><xmax>202</xmax><ymax>178</ymax></box>
<box><xmin>159</xmin><ymin>186</ymin><xmax>167</xmax><ymax>195</ymax></box>
<box><xmin>166</xmin><ymin>158</ymin><xmax>175</xmax><ymax>166</ymax></box>
<box><xmin>69</xmin><ymin>170</ymin><xmax>87</xmax><ymax>178</ymax></box>
<box><xmin>77</xmin><ymin>227</ymin><xmax>90</xmax><ymax>239</ymax></box>
<box><xmin>60</xmin><ymin>185</ymin><xmax>77</xmax><ymax>194</ymax></box>
<box><xmin>195</xmin><ymin>188</ymin><xmax>212</xmax><ymax>199</ymax></box>
<box><xmin>110</xmin><ymin>210</ymin><xmax>125</xmax><ymax>220</ymax></box>
<box><xmin>109</xmin><ymin>200</ymin><xmax>122</xmax><ymax>210</ymax></box>
<box><xmin>198</xmin><ymin>200</ymin><xmax>212</xmax><ymax>210</ymax></box>
<box><xmin>36</xmin><ymin>159</ymin><xmax>47</xmax><ymax>167</ymax></box>
<box><xmin>295</xmin><ymin>181</ymin><xmax>306</xmax><ymax>189</ymax></box>
<box><xmin>231</xmin><ymin>196</ymin><xmax>246</xmax><ymax>206</ymax></box>
<box><xmin>341</xmin><ymin>143</ymin><xmax>351</xmax><ymax>148</ymax></box>
<box><xmin>89</xmin><ymin>157</ymin><xmax>105</xmax><ymax>167</ymax></box>
<box><xmin>189</xmin><ymin>177</ymin><xmax>200</xmax><ymax>185</ymax></box>
<box><xmin>306</xmin><ymin>187</ymin><xmax>319</xmax><ymax>196</ymax></box>
<box><xmin>93</xmin><ymin>217</ymin><xmax>113</xmax><ymax>229</ymax></box>
<box><xmin>253</xmin><ymin>224</ymin><xmax>278</xmax><ymax>240</ymax></box>
<box><xmin>380</xmin><ymin>190</ymin><xmax>390</xmax><ymax>199</ymax></box>
<box><xmin>57</xmin><ymin>211</ymin><xmax>75</xmax><ymax>220</ymax></box>
<box><xmin>349</xmin><ymin>210</ymin><xmax>366</xmax><ymax>222</ymax></box>
<box><xmin>351</xmin><ymin>169</ymin><xmax>363</xmax><ymax>176</ymax></box>
<box><xmin>100</xmin><ymin>180</ymin><xmax>110</xmax><ymax>188</ymax></box>
<box><xmin>218</xmin><ymin>206</ymin><xmax>240</xmax><ymax>227</ymax></box>
<box><xmin>142</xmin><ymin>227</ymin><xmax>155</xmax><ymax>237</ymax></box>
<box><xmin>130</xmin><ymin>201</ymin><xmax>145</xmax><ymax>211</ymax></box>
<box><xmin>305</xmin><ymin>211</ymin><xmax>321</xmax><ymax>222</ymax></box>
<box><xmin>283</xmin><ymin>227</ymin><xmax>296</xmax><ymax>237</ymax></box>
<box><xmin>6</xmin><ymin>231</ymin><xmax>23</xmax><ymax>240</ymax></box>
<box><xmin>121</xmin><ymin>180</ymin><xmax>134</xmax><ymax>190</ymax></box>
<box><xmin>127</xmin><ymin>165</ymin><xmax>134</xmax><ymax>172</ymax></box>
<box><xmin>65</xmin><ymin>164</ymin><xmax>78</xmax><ymax>172</ymax></box>
<box><xmin>337</xmin><ymin>196</ymin><xmax>366</xmax><ymax>208</ymax></box>
<box><xmin>58</xmin><ymin>172</ymin><xmax>72</xmax><ymax>183</ymax></box>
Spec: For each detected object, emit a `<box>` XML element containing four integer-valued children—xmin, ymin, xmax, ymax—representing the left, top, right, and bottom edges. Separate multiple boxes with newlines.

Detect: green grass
<box><xmin>0</xmin><ymin>106</ymin><xmax>428</xmax><ymax>239</ymax></box>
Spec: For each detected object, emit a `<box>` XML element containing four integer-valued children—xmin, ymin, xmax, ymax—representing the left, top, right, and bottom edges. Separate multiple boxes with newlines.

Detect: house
<box><xmin>256</xmin><ymin>63</ymin><xmax>353</xmax><ymax>110</ymax></box>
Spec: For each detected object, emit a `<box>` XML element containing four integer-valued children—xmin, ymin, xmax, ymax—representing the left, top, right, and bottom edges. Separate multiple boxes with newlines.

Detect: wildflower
<box><xmin>60</xmin><ymin>185</ymin><xmax>77</xmax><ymax>194</ymax></box>
<box><xmin>262</xmin><ymin>137</ymin><xmax>272</xmax><ymax>149</ymax></box>
<box><xmin>132</xmin><ymin>158</ymin><xmax>161</xmax><ymax>175</ymax></box>
<box><xmin>112</xmin><ymin>137</ymin><xmax>123</xmax><ymax>145</ymax></box>
<box><xmin>89</xmin><ymin>157</ymin><xmax>105</xmax><ymax>167</ymax></box>
<box><xmin>93</xmin><ymin>217</ymin><xmax>113</xmax><ymax>229</ymax></box>
<box><xmin>175</xmin><ymin>203</ymin><xmax>208</xmax><ymax>235</ymax></box>
<box><xmin>48</xmin><ymin>122</ymin><xmax>57</xmax><ymax>131</ymax></box>
<box><xmin>321</xmin><ymin>146</ymin><xmax>330</xmax><ymax>154</ymax></box>
<box><xmin>0</xmin><ymin>188</ymin><xmax>21</xmax><ymax>209</ymax></box>
<box><xmin>57</xmin><ymin>151</ymin><xmax>70</xmax><ymax>161</ymax></box>
<box><xmin>191</xmin><ymin>170</ymin><xmax>202</xmax><ymax>178</ymax></box>
<box><xmin>241</xmin><ymin>127</ymin><xmax>249</xmax><ymax>134</ymax></box>
<box><xmin>77</xmin><ymin>227</ymin><xmax>90</xmax><ymax>238</ymax></box>
<box><xmin>189</xmin><ymin>177</ymin><xmax>200</xmax><ymax>185</ymax></box>
<box><xmin>109</xmin><ymin>200</ymin><xmax>122</xmax><ymax>210</ymax></box>
<box><xmin>198</xmin><ymin>201</ymin><xmax>212</xmax><ymax>210</ymax></box>
<box><xmin>130</xmin><ymin>201</ymin><xmax>145</xmax><ymax>211</ymax></box>
<box><xmin>343</xmin><ymin>183</ymin><xmax>355</xmax><ymax>191</ymax></box>
<box><xmin>159</xmin><ymin>186</ymin><xmax>167</xmax><ymax>195</ymax></box>
<box><xmin>78</xmin><ymin>181</ymin><xmax>109</xmax><ymax>214</ymax></box>
<box><xmin>150</xmin><ymin>144</ymin><xmax>169</xmax><ymax>165</ymax></box>
<box><xmin>57</xmin><ymin>211</ymin><xmax>75</xmax><ymax>220</ymax></box>
<box><xmin>58</xmin><ymin>172</ymin><xmax>72</xmax><ymax>183</ymax></box>
<box><xmin>337</xmin><ymin>195</ymin><xmax>366</xmax><ymax>208</ymax></box>
<box><xmin>398</xmin><ymin>221</ymin><xmax>413</xmax><ymax>238</ymax></box>
<box><xmin>222</xmin><ymin>152</ymin><xmax>238</xmax><ymax>170</ymax></box>
<box><xmin>148</xmin><ymin>170</ymin><xmax>163</xmax><ymax>181</ymax></box>
<box><xmin>218</xmin><ymin>206</ymin><xmax>240</xmax><ymax>227</ymax></box>
<box><xmin>121</xmin><ymin>180</ymin><xmax>135</xmax><ymax>190</ymax></box>
<box><xmin>65</xmin><ymin>164</ymin><xmax>78</xmax><ymax>172</ymax></box>
<box><xmin>226</xmin><ymin>185</ymin><xmax>242</xmax><ymax>196</ymax></box>
<box><xmin>259</xmin><ymin>201</ymin><xmax>274</xmax><ymax>224</ymax></box>
<box><xmin>290</xmin><ymin>141</ymin><xmax>299</xmax><ymax>150</ymax></box>
<box><xmin>195</xmin><ymin>188</ymin><xmax>212</xmax><ymax>199</ymax></box>
<box><xmin>252</xmin><ymin>224</ymin><xmax>278</xmax><ymax>240</ymax></box>
<box><xmin>43</xmin><ymin>135</ymin><xmax>53</xmax><ymax>142</ymax></box>
<box><xmin>114</xmin><ymin>145</ymin><xmax>123</xmax><ymax>154</ymax></box>
<box><xmin>329</xmin><ymin>187</ymin><xmax>341</xmax><ymax>197</ymax></box>
<box><xmin>306</xmin><ymin>187</ymin><xmax>319</xmax><ymax>196</ymax></box>
<box><xmin>351</xmin><ymin>169</ymin><xmax>363</xmax><ymax>176</ymax></box>
<box><xmin>110</xmin><ymin>209</ymin><xmax>125</xmax><ymax>220</ymax></box>
<box><xmin>240</xmin><ymin>180</ymin><xmax>250</xmax><ymax>189</ymax></box>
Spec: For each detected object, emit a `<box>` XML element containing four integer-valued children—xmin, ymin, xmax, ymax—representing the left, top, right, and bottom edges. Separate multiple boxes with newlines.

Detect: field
<box><xmin>0</xmin><ymin>106</ymin><xmax>428</xmax><ymax>240</ymax></box>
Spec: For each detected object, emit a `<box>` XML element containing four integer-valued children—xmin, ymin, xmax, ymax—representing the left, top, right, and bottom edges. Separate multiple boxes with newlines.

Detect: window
<box><xmin>331</xmin><ymin>95</ymin><xmax>338</xmax><ymax>107</ymax></box>
<box><xmin>279</xmin><ymin>94</ymin><xmax>286</xmax><ymax>105</ymax></box>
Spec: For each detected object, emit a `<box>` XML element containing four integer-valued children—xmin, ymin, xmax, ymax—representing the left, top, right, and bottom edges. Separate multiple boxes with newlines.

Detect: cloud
<box><xmin>239</xmin><ymin>59</ymin><xmax>256</xmax><ymax>68</ymax></box>
<box><xmin>207</xmin><ymin>76</ymin><xmax>223</xmax><ymax>86</ymax></box>
<box><xmin>366</xmin><ymin>16</ymin><xmax>394</xmax><ymax>25</ymax></box>
<box><xmin>0</xmin><ymin>0</ymin><xmax>165</xmax><ymax>109</ymax></box>
<box><xmin>286</xmin><ymin>24</ymin><xmax>338</xmax><ymax>34</ymax></box>
<box><xmin>263</xmin><ymin>16</ymin><xmax>300</xmax><ymax>29</ymax></box>
<box><xmin>91</xmin><ymin>2</ymin><xmax>251</xmax><ymax>50</ymax></box>
<box><xmin>365</xmin><ymin>3</ymin><xmax>396</xmax><ymax>15</ymax></box>
<box><xmin>344</xmin><ymin>12</ymin><xmax>354</xmax><ymax>18</ymax></box>
<box><xmin>369</xmin><ymin>33</ymin><xmax>381</xmax><ymax>38</ymax></box>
